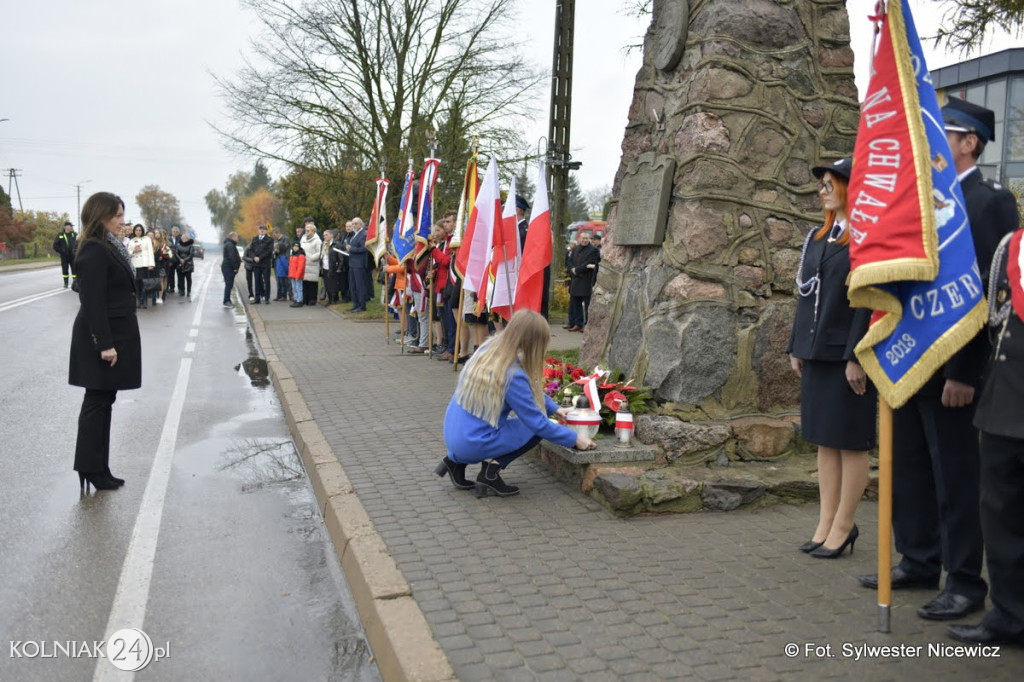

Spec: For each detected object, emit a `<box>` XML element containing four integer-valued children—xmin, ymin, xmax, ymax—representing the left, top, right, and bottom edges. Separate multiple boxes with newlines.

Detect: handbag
<box><xmin>143</xmin><ymin>277</ymin><xmax>161</xmax><ymax>293</ymax></box>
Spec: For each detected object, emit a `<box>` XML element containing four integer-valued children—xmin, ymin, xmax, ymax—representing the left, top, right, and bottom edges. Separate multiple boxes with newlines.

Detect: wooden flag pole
<box><xmin>399</xmin><ymin>293</ymin><xmax>408</xmax><ymax>354</ymax></box>
<box><xmin>877</xmin><ymin>396</ymin><xmax>893</xmax><ymax>632</ymax></box>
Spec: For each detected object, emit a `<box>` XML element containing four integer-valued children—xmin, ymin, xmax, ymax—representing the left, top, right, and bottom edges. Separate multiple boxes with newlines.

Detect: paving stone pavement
<box><xmin>253</xmin><ymin>302</ymin><xmax>1023</xmax><ymax>681</ymax></box>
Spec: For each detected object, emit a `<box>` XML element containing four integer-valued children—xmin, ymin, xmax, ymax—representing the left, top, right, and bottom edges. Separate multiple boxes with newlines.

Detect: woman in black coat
<box><xmin>69</xmin><ymin>192</ymin><xmax>141</xmax><ymax>491</ymax></box>
<box><xmin>788</xmin><ymin>158</ymin><xmax>875</xmax><ymax>558</ymax></box>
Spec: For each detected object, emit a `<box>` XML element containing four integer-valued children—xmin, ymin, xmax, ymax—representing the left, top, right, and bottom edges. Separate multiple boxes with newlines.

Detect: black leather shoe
<box><xmin>947</xmin><ymin>623</ymin><xmax>1024</xmax><ymax>645</ymax></box>
<box><xmin>918</xmin><ymin>592</ymin><xmax>984</xmax><ymax>621</ymax></box>
<box><xmin>858</xmin><ymin>566</ymin><xmax>940</xmax><ymax>590</ymax></box>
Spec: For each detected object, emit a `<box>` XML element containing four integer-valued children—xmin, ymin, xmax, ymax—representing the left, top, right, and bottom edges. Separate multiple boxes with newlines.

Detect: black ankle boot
<box><xmin>435</xmin><ymin>457</ymin><xmax>473</xmax><ymax>490</ymax></box>
<box><xmin>474</xmin><ymin>460</ymin><xmax>519</xmax><ymax>498</ymax></box>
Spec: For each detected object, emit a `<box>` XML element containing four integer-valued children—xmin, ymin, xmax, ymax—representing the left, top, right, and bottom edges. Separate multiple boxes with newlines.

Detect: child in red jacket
<box><xmin>288</xmin><ymin>242</ymin><xmax>306</xmax><ymax>307</ymax></box>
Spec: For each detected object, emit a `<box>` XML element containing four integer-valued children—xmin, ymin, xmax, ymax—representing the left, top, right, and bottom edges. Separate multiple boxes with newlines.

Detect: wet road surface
<box><xmin>0</xmin><ymin>263</ymin><xmax>379</xmax><ymax>680</ymax></box>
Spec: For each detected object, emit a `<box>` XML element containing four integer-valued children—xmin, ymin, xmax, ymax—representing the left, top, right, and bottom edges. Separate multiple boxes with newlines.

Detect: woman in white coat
<box><xmin>299</xmin><ymin>219</ymin><xmax>322</xmax><ymax>306</ymax></box>
<box><xmin>126</xmin><ymin>224</ymin><xmax>155</xmax><ymax>309</ymax></box>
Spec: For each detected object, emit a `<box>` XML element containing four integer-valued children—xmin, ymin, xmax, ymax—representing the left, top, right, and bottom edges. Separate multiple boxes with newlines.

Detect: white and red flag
<box><xmin>455</xmin><ymin>156</ymin><xmax>501</xmax><ymax>297</ymax></box>
<box><xmin>487</xmin><ymin>177</ymin><xmax>521</xmax><ymax>321</ymax></box>
<box><xmin>365</xmin><ymin>176</ymin><xmax>390</xmax><ymax>263</ymax></box>
<box><xmin>513</xmin><ymin>161</ymin><xmax>552</xmax><ymax>314</ymax></box>
<box><xmin>573</xmin><ymin>367</ymin><xmax>609</xmax><ymax>413</ymax></box>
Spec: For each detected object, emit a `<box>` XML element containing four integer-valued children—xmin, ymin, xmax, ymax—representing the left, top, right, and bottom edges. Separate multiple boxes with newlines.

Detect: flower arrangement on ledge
<box><xmin>542</xmin><ymin>357</ymin><xmax>655</xmax><ymax>427</ymax></box>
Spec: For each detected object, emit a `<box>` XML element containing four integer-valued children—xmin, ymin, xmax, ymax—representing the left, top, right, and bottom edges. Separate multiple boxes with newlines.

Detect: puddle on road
<box><xmin>236</xmin><ymin>356</ymin><xmax>270</xmax><ymax>387</ymax></box>
<box><xmin>218</xmin><ymin>437</ymin><xmax>304</xmax><ymax>492</ymax></box>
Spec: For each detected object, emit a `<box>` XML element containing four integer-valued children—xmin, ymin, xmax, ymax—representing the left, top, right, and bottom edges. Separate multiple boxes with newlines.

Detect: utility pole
<box><xmin>547</xmin><ymin>0</ymin><xmax>580</xmax><ymax>303</ymax></box>
<box><xmin>4</xmin><ymin>169</ymin><xmax>23</xmax><ymax>212</ymax></box>
<box><xmin>75</xmin><ymin>180</ymin><xmax>92</xmax><ymax>224</ymax></box>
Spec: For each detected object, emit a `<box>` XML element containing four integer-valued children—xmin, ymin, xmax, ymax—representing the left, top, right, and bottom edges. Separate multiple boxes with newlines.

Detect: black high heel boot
<box><xmin>434</xmin><ymin>457</ymin><xmax>473</xmax><ymax>490</ymax></box>
<box><xmin>809</xmin><ymin>524</ymin><xmax>859</xmax><ymax>559</ymax></box>
<box><xmin>105</xmin><ymin>468</ymin><xmax>125</xmax><ymax>486</ymax></box>
<box><xmin>79</xmin><ymin>472</ymin><xmax>120</xmax><ymax>492</ymax></box>
<box><xmin>474</xmin><ymin>460</ymin><xmax>520</xmax><ymax>498</ymax></box>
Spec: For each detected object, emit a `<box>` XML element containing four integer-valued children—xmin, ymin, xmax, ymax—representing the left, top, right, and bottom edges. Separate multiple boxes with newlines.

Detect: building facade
<box><xmin>932</xmin><ymin>48</ymin><xmax>1024</xmax><ymax>208</ymax></box>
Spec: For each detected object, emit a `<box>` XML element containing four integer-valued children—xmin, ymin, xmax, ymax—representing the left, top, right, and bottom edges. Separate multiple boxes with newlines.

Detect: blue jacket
<box><xmin>444</xmin><ymin>367</ymin><xmax>577</xmax><ymax>463</ymax></box>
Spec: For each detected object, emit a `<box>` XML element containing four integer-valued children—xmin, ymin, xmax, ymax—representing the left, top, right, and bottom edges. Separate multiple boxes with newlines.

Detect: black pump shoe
<box><xmin>79</xmin><ymin>472</ymin><xmax>120</xmax><ymax>492</ymax></box>
<box><xmin>474</xmin><ymin>460</ymin><xmax>520</xmax><ymax>498</ymax></box>
<box><xmin>810</xmin><ymin>524</ymin><xmax>859</xmax><ymax>558</ymax></box>
<box><xmin>435</xmin><ymin>457</ymin><xmax>474</xmax><ymax>490</ymax></box>
<box><xmin>798</xmin><ymin>539</ymin><xmax>824</xmax><ymax>553</ymax></box>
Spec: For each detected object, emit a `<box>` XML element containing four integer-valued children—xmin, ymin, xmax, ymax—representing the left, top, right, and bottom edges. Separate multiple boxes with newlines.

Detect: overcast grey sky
<box><xmin>0</xmin><ymin>1</ymin><xmax>1014</xmax><ymax>242</ymax></box>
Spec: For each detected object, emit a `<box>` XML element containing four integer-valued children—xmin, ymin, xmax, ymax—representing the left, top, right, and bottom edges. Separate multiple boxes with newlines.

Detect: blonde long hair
<box><xmin>455</xmin><ymin>309</ymin><xmax>550</xmax><ymax>427</ymax></box>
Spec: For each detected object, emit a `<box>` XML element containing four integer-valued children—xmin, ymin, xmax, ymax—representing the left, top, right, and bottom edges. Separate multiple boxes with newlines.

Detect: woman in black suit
<box><xmin>69</xmin><ymin>192</ymin><xmax>142</xmax><ymax>491</ymax></box>
<box><xmin>788</xmin><ymin>158</ymin><xmax>875</xmax><ymax>558</ymax></box>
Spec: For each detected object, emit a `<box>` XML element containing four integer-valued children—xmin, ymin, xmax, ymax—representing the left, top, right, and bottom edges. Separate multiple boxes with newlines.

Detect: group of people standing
<box><xmin>123</xmin><ymin>224</ymin><xmax>197</xmax><ymax>308</ymax></box>
<box><xmin>789</xmin><ymin>97</ymin><xmax>1023</xmax><ymax>646</ymax></box>
<box><xmin>222</xmin><ymin>217</ymin><xmax>374</xmax><ymax>311</ymax></box>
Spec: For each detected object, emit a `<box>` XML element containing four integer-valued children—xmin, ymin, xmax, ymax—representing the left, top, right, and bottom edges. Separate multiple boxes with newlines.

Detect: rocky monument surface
<box><xmin>572</xmin><ymin>0</ymin><xmax>861</xmax><ymax>513</ymax></box>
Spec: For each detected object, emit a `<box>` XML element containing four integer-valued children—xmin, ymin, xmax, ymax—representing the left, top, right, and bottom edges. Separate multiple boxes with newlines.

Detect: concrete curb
<box><xmin>241</xmin><ymin>294</ymin><xmax>456</xmax><ymax>682</ymax></box>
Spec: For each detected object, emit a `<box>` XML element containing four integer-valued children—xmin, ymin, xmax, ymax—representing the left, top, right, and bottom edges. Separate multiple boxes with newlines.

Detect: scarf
<box><xmin>105</xmin><ymin>231</ymin><xmax>136</xmax><ymax>280</ymax></box>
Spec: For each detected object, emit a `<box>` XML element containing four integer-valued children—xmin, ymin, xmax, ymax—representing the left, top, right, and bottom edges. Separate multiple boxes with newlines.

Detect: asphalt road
<box><xmin>0</xmin><ymin>263</ymin><xmax>379</xmax><ymax>681</ymax></box>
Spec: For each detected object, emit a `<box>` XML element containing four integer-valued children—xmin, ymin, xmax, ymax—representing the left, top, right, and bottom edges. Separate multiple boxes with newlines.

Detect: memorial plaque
<box><xmin>615</xmin><ymin>153</ymin><xmax>675</xmax><ymax>246</ymax></box>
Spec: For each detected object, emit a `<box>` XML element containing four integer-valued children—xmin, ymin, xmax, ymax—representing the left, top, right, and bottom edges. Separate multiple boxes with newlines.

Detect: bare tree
<box><xmin>213</xmin><ymin>0</ymin><xmax>545</xmax><ymax>187</ymax></box>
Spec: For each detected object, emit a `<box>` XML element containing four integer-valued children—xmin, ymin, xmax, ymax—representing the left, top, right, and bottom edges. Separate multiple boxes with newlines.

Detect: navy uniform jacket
<box><xmin>975</xmin><ymin>230</ymin><xmax>1024</xmax><ymax>440</ymax></box>
<box><xmin>788</xmin><ymin>229</ymin><xmax>870</xmax><ymax>363</ymax></box>
<box><xmin>919</xmin><ymin>169</ymin><xmax>1019</xmax><ymax>394</ymax></box>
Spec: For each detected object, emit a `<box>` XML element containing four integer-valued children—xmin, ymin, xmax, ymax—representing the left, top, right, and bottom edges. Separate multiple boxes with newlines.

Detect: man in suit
<box><xmin>565</xmin><ymin>230</ymin><xmax>600</xmax><ymax>332</ymax></box>
<box><xmin>250</xmin><ymin>224</ymin><xmax>275</xmax><ymax>303</ymax></box>
<box><xmin>948</xmin><ymin>227</ymin><xmax>1024</xmax><ymax>646</ymax></box>
<box><xmin>346</xmin><ymin>217</ymin><xmax>370</xmax><ymax>311</ymax></box>
<box><xmin>858</xmin><ymin>97</ymin><xmax>1019</xmax><ymax>621</ymax></box>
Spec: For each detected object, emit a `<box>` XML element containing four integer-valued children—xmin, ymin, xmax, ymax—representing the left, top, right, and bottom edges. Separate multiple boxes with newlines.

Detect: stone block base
<box><xmin>535</xmin><ymin>443</ymin><xmax>878</xmax><ymax>517</ymax></box>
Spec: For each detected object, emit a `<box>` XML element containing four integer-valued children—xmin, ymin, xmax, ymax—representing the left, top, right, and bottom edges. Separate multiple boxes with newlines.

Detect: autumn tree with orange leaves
<box><xmin>235</xmin><ymin>187</ymin><xmax>285</xmax><ymax>242</ymax></box>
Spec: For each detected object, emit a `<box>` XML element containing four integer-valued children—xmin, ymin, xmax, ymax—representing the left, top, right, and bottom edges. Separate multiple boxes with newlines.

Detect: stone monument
<box><xmin>582</xmin><ymin>0</ymin><xmax>860</xmax><ymax>468</ymax></box>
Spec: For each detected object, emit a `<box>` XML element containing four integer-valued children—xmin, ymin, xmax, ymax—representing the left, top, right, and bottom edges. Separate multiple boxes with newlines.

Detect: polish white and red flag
<box><xmin>455</xmin><ymin>156</ymin><xmax>501</xmax><ymax>297</ymax></box>
<box><xmin>573</xmin><ymin>367</ymin><xmax>610</xmax><ymax>412</ymax></box>
<box><xmin>488</xmin><ymin>177</ymin><xmax>521</xmax><ymax>321</ymax></box>
<box><xmin>513</xmin><ymin>161</ymin><xmax>552</xmax><ymax>314</ymax></box>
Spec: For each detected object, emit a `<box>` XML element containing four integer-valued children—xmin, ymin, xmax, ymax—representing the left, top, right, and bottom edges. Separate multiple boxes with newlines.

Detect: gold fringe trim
<box><xmin>888</xmin><ymin>0</ymin><xmax>940</xmax><ymax>268</ymax></box>
<box><xmin>856</xmin><ymin>298</ymin><xmax>988</xmax><ymax>408</ymax></box>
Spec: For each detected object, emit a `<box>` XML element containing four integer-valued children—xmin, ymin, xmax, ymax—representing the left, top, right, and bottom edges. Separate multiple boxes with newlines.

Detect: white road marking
<box><xmin>188</xmin><ymin>328</ymin><xmax>199</xmax><ymax>337</ymax></box>
<box><xmin>0</xmin><ymin>288</ymin><xmax>66</xmax><ymax>312</ymax></box>
<box><xmin>93</xmin><ymin>358</ymin><xmax>191</xmax><ymax>682</ymax></box>
<box><xmin>184</xmin><ymin>342</ymin><xmax>195</xmax><ymax>353</ymax></box>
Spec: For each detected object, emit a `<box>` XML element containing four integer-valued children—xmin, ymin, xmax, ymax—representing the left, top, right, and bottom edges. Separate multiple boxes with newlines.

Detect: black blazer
<box><xmin>567</xmin><ymin>244</ymin><xmax>600</xmax><ymax>297</ymax></box>
<box><xmin>250</xmin><ymin>234</ymin><xmax>274</xmax><ymax>266</ymax></box>
<box><xmin>788</xmin><ymin>229</ymin><xmax>870</xmax><ymax>363</ymax></box>
<box><xmin>69</xmin><ymin>239</ymin><xmax>142</xmax><ymax>391</ymax></box>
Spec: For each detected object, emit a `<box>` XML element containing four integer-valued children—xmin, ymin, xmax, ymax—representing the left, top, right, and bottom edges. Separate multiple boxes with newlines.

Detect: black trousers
<box><xmin>60</xmin><ymin>255</ymin><xmax>76</xmax><ymax>284</ymax></box>
<box><xmin>177</xmin><ymin>270</ymin><xmax>192</xmax><ymax>295</ymax></box>
<box><xmin>74</xmin><ymin>389</ymin><xmax>117</xmax><ymax>474</ymax></box>
<box><xmin>221</xmin><ymin>265</ymin><xmax>235</xmax><ymax>304</ymax></box>
<box><xmin>979</xmin><ymin>431</ymin><xmax>1024</xmax><ymax>637</ymax></box>
<box><xmin>254</xmin><ymin>267</ymin><xmax>271</xmax><ymax>302</ymax></box>
<box><xmin>166</xmin><ymin>262</ymin><xmax>177</xmax><ymax>291</ymax></box>
<box><xmin>892</xmin><ymin>393</ymin><xmax>987</xmax><ymax>601</ymax></box>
